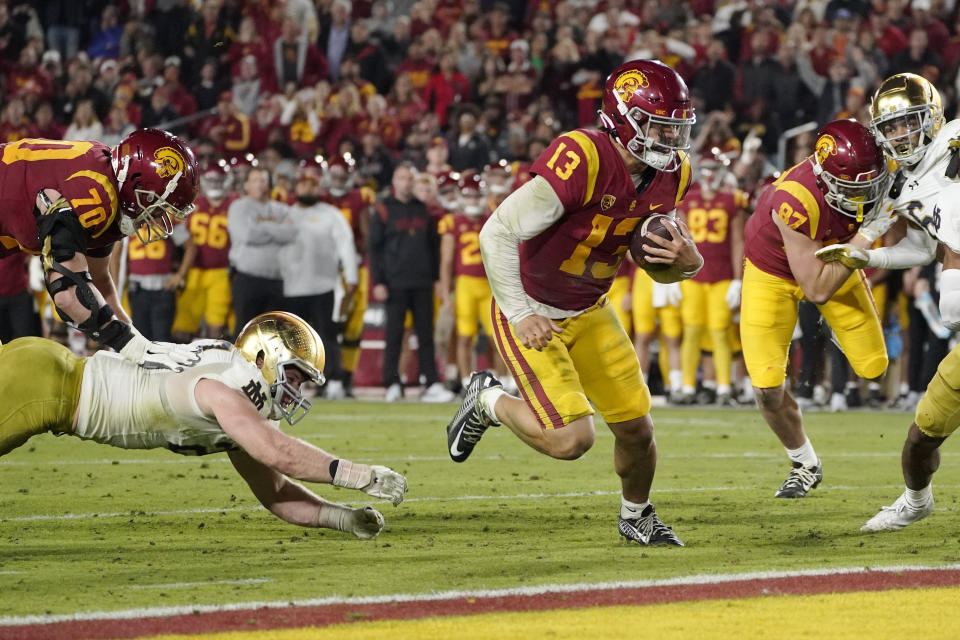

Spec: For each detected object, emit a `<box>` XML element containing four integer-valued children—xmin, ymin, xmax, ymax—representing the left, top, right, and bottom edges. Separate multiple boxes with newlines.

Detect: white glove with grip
<box><xmin>361</xmin><ymin>465</ymin><xmax>408</xmax><ymax>506</ymax></box>
<box><xmin>333</xmin><ymin>461</ymin><xmax>408</xmax><ymax>506</ymax></box>
<box><xmin>857</xmin><ymin>208</ymin><xmax>898</xmax><ymax>244</ymax></box>
<box><xmin>814</xmin><ymin>244</ymin><xmax>871</xmax><ymax>270</ymax></box>
<box><xmin>347</xmin><ymin>506</ymin><xmax>385</xmax><ymax>540</ymax></box>
<box><xmin>119</xmin><ymin>328</ymin><xmax>202</xmax><ymax>371</ymax></box>
<box><xmin>725</xmin><ymin>279</ymin><xmax>742</xmax><ymax>309</ymax></box>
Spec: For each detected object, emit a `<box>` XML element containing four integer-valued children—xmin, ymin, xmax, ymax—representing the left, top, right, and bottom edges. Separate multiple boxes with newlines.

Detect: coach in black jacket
<box><xmin>369</xmin><ymin>163</ymin><xmax>446</xmax><ymax>401</ymax></box>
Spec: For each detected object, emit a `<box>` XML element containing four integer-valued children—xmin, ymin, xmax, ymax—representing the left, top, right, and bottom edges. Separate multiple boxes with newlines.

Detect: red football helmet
<box><xmin>811</xmin><ymin>119</ymin><xmax>889</xmax><ymax>221</ymax></box>
<box><xmin>199</xmin><ymin>160</ymin><xmax>234</xmax><ymax>201</ymax></box>
<box><xmin>324</xmin><ymin>153</ymin><xmax>356</xmax><ymax>197</ymax></box>
<box><xmin>112</xmin><ymin>128</ymin><xmax>199</xmax><ymax>244</ymax></box>
<box><xmin>598</xmin><ymin>60</ymin><xmax>695</xmax><ymax>172</ymax></box>
<box><xmin>483</xmin><ymin>158</ymin><xmax>513</xmax><ymax>196</ymax></box>
<box><xmin>436</xmin><ymin>170</ymin><xmax>461</xmax><ymax>211</ymax></box>
<box><xmin>296</xmin><ymin>155</ymin><xmax>328</xmax><ymax>182</ymax></box>
<box><xmin>459</xmin><ymin>173</ymin><xmax>488</xmax><ymax>218</ymax></box>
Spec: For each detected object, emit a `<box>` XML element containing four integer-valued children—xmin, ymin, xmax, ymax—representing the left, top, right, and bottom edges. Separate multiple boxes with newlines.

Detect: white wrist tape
<box><xmin>332</xmin><ymin>460</ymin><xmax>373</xmax><ymax>490</ymax></box>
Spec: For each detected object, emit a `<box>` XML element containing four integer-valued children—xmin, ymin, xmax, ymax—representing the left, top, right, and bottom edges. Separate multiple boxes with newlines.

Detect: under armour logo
<box><xmin>241</xmin><ymin>380</ymin><xmax>267</xmax><ymax>411</ymax></box>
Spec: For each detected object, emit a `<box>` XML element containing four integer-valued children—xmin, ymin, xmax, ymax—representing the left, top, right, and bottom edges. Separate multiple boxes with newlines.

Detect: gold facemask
<box><xmin>870</xmin><ymin>73</ymin><xmax>943</xmax><ymax>166</ymax></box>
<box><xmin>234</xmin><ymin>311</ymin><xmax>326</xmax><ymax>424</ymax></box>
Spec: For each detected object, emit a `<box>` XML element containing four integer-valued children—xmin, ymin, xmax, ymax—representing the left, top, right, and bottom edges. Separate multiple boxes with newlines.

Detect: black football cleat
<box><xmin>619</xmin><ymin>504</ymin><xmax>684</xmax><ymax>546</ymax></box>
<box><xmin>774</xmin><ymin>460</ymin><xmax>823</xmax><ymax>498</ymax></box>
<box><xmin>446</xmin><ymin>370</ymin><xmax>502</xmax><ymax>462</ymax></box>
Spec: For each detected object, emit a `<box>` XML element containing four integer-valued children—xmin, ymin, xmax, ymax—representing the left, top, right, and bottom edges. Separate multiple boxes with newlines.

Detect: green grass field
<box><xmin>2</xmin><ymin>402</ymin><xmax>958</xmax><ymax>620</ymax></box>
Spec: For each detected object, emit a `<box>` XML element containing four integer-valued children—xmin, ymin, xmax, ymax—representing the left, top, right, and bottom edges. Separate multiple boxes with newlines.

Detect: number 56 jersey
<box><xmin>0</xmin><ymin>138</ymin><xmax>123</xmax><ymax>257</ymax></box>
<box><xmin>522</xmin><ymin>129</ymin><xmax>691</xmax><ymax>311</ymax></box>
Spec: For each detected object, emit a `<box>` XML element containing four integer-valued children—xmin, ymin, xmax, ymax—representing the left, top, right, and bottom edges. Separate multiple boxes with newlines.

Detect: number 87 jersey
<box><xmin>0</xmin><ymin>138</ymin><xmax>124</xmax><ymax>257</ymax></box>
<box><xmin>521</xmin><ymin>128</ymin><xmax>691</xmax><ymax>311</ymax></box>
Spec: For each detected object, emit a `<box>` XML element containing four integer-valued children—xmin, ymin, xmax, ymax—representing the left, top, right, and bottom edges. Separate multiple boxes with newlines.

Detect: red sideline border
<box><xmin>5</xmin><ymin>568</ymin><xmax>960</xmax><ymax>640</ymax></box>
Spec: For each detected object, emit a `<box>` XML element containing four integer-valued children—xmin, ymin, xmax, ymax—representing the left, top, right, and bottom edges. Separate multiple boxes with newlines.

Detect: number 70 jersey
<box><xmin>521</xmin><ymin>128</ymin><xmax>691</xmax><ymax>311</ymax></box>
<box><xmin>0</xmin><ymin>138</ymin><xmax>123</xmax><ymax>257</ymax></box>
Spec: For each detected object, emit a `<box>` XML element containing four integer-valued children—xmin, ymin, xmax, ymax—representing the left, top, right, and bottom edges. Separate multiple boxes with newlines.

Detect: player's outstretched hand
<box><xmin>814</xmin><ymin>244</ymin><xmax>870</xmax><ymax>270</ymax></box>
<box><xmin>348</xmin><ymin>506</ymin><xmax>385</xmax><ymax>540</ymax></box>
<box><xmin>361</xmin><ymin>465</ymin><xmax>408</xmax><ymax>506</ymax></box>
<box><xmin>120</xmin><ymin>330</ymin><xmax>202</xmax><ymax>371</ymax></box>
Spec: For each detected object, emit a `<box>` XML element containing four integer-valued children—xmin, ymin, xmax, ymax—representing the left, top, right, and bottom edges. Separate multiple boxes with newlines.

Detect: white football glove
<box><xmin>361</xmin><ymin>465</ymin><xmax>408</xmax><ymax>506</ymax></box>
<box><xmin>651</xmin><ymin>282</ymin><xmax>682</xmax><ymax>308</ymax></box>
<box><xmin>814</xmin><ymin>244</ymin><xmax>871</xmax><ymax>270</ymax></box>
<box><xmin>119</xmin><ymin>328</ymin><xmax>202</xmax><ymax>371</ymax></box>
<box><xmin>857</xmin><ymin>208</ymin><xmax>898</xmax><ymax>244</ymax></box>
<box><xmin>725</xmin><ymin>279</ymin><xmax>742</xmax><ymax>310</ymax></box>
<box><xmin>347</xmin><ymin>506</ymin><xmax>385</xmax><ymax>540</ymax></box>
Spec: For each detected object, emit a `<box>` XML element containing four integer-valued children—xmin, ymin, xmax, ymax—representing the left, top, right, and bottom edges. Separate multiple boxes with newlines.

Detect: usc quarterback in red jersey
<box><xmin>741</xmin><ymin>119</ymin><xmax>890</xmax><ymax>498</ymax></box>
<box><xmin>0</xmin><ymin>128</ymin><xmax>200</xmax><ymax>370</ymax></box>
<box><xmin>446</xmin><ymin>60</ymin><xmax>703</xmax><ymax>547</ymax></box>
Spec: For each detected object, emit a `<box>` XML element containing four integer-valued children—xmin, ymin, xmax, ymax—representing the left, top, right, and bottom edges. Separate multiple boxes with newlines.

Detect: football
<box><xmin>629</xmin><ymin>214</ymin><xmax>675</xmax><ymax>271</ymax></box>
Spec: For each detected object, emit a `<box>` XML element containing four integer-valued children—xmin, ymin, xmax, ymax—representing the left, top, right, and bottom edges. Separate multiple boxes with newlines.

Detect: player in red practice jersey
<box><xmin>324</xmin><ymin>154</ymin><xmax>376</xmax><ymax>397</ymax></box>
<box><xmin>0</xmin><ymin>129</ymin><xmax>201</xmax><ymax>369</ymax></box>
<box><xmin>445</xmin><ymin>60</ymin><xmax>702</xmax><ymax>546</ymax></box>
<box><xmin>675</xmin><ymin>156</ymin><xmax>746</xmax><ymax>405</ymax></box>
<box><xmin>172</xmin><ymin>162</ymin><xmax>237</xmax><ymax>341</ymax></box>
<box><xmin>741</xmin><ymin>120</ymin><xmax>890</xmax><ymax>498</ymax></box>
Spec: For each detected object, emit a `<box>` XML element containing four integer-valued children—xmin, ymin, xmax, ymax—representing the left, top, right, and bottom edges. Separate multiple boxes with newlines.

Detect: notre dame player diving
<box><xmin>0</xmin><ymin>312</ymin><xmax>407</xmax><ymax>539</ymax></box>
<box><xmin>818</xmin><ymin>73</ymin><xmax>960</xmax><ymax>531</ymax></box>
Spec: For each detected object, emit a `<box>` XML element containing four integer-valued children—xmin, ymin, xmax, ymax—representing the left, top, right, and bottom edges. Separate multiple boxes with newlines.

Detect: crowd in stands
<box><xmin>1</xmin><ymin>0</ymin><xmax>959</xmax><ymax>408</ymax></box>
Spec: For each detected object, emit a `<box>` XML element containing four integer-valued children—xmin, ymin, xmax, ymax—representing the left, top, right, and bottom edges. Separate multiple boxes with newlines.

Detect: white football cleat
<box><xmin>861</xmin><ymin>492</ymin><xmax>934</xmax><ymax>532</ymax></box>
<box><xmin>324</xmin><ymin>379</ymin><xmax>346</xmax><ymax>399</ymax></box>
<box><xmin>384</xmin><ymin>383</ymin><xmax>403</xmax><ymax>403</ymax></box>
<box><xmin>420</xmin><ymin>381</ymin><xmax>455</xmax><ymax>403</ymax></box>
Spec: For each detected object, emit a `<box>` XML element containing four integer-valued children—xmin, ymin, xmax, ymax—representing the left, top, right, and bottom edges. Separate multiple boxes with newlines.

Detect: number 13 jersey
<box><xmin>523</xmin><ymin>129</ymin><xmax>691</xmax><ymax>311</ymax></box>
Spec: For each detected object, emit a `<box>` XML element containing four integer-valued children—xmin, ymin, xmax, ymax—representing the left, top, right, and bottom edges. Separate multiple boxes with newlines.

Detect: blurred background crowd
<box><xmin>0</xmin><ymin>0</ymin><xmax>956</xmax><ymax>409</ymax></box>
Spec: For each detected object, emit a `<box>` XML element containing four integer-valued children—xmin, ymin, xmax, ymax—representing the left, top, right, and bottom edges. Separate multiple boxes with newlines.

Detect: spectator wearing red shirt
<box><xmin>161</xmin><ymin>57</ymin><xmax>198</xmax><ymax>119</ymax></box>
<box><xmin>273</xmin><ymin>17</ymin><xmax>329</xmax><ymax>92</ymax></box>
<box><xmin>7</xmin><ymin>47</ymin><xmax>53</xmax><ymax>102</ymax></box>
<box><xmin>200</xmin><ymin>91</ymin><xmax>253</xmax><ymax>159</ymax></box>
<box><xmin>388</xmin><ymin>72</ymin><xmax>428</xmax><ymax>137</ymax></box>
<box><xmin>249</xmin><ymin>96</ymin><xmax>282</xmax><ymax>154</ymax></box>
<box><xmin>227</xmin><ymin>16</ymin><xmax>271</xmax><ymax>82</ymax></box>
<box><xmin>425</xmin><ymin>51</ymin><xmax>471</xmax><ymax>128</ymax></box>
<box><xmin>909</xmin><ymin>0</ymin><xmax>949</xmax><ymax>56</ymax></box>
<box><xmin>112</xmin><ymin>83</ymin><xmax>142</xmax><ymax>127</ymax></box>
<box><xmin>396</xmin><ymin>39</ymin><xmax>435</xmax><ymax>100</ymax></box>
<box><xmin>32</xmin><ymin>101</ymin><xmax>65</xmax><ymax>140</ymax></box>
<box><xmin>0</xmin><ymin>98</ymin><xmax>36</xmax><ymax>143</ymax></box>
<box><xmin>483</xmin><ymin>2</ymin><xmax>517</xmax><ymax>58</ymax></box>
<box><xmin>353</xmin><ymin>94</ymin><xmax>403</xmax><ymax>151</ymax></box>
<box><xmin>281</xmin><ymin>89</ymin><xmax>322</xmax><ymax>158</ymax></box>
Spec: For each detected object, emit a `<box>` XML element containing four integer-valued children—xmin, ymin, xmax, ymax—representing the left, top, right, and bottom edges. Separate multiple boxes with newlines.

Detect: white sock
<box><xmin>682</xmin><ymin>384</ymin><xmax>696</xmax><ymax>395</ymax></box>
<box><xmin>868</xmin><ymin>381</ymin><xmax>881</xmax><ymax>391</ymax></box>
<box><xmin>620</xmin><ymin>496</ymin><xmax>649</xmax><ymax>519</ymax></box>
<box><xmin>669</xmin><ymin>370</ymin><xmax>683</xmax><ymax>391</ymax></box>
<box><xmin>905</xmin><ymin>484</ymin><xmax>932</xmax><ymax>508</ymax></box>
<box><xmin>479</xmin><ymin>387</ymin><xmax>506</xmax><ymax>425</ymax></box>
<box><xmin>717</xmin><ymin>384</ymin><xmax>732</xmax><ymax>395</ymax></box>
<box><xmin>785</xmin><ymin>439</ymin><xmax>818</xmax><ymax>468</ymax></box>
<box><xmin>703</xmin><ymin>380</ymin><xmax>717</xmax><ymax>391</ymax></box>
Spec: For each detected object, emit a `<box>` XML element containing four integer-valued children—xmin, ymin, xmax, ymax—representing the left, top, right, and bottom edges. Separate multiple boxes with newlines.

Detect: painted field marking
<box><xmin>7</xmin><ymin>484</ymin><xmax>960</xmax><ymax>523</ymax></box>
<box><xmin>126</xmin><ymin>579</ymin><xmax>271</xmax><ymax>590</ymax></box>
<box><xmin>1</xmin><ymin>563</ymin><xmax>958</xmax><ymax>627</ymax></box>
<box><xmin>0</xmin><ymin>571</ymin><xmax>24</xmax><ymax>575</ymax></box>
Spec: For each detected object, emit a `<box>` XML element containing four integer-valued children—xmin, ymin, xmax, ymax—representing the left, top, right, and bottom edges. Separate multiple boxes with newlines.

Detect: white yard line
<box><xmin>1</xmin><ymin>563</ymin><xmax>958</xmax><ymax>627</ymax></box>
<box><xmin>6</xmin><ymin>483</ymin><xmax>953</xmax><ymax>523</ymax></box>
<box><xmin>125</xmin><ymin>579</ymin><xmax>271</xmax><ymax>590</ymax></box>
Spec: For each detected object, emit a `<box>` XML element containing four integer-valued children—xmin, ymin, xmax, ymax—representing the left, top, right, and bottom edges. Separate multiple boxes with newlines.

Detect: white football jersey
<box><xmin>883</xmin><ymin>118</ymin><xmax>960</xmax><ymax>252</ymax></box>
<box><xmin>73</xmin><ymin>340</ymin><xmax>276</xmax><ymax>455</ymax></box>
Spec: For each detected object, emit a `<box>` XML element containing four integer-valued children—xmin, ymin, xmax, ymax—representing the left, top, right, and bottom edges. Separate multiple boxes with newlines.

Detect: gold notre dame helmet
<box><xmin>870</xmin><ymin>73</ymin><xmax>944</xmax><ymax>166</ymax></box>
<box><xmin>234</xmin><ymin>311</ymin><xmax>325</xmax><ymax>424</ymax></box>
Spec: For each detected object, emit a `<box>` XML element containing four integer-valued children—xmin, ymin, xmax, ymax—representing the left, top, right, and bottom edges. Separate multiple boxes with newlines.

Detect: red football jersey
<box><xmin>329</xmin><ymin>187</ymin><xmax>375</xmax><ymax>257</ymax></box>
<box><xmin>745</xmin><ymin>159</ymin><xmax>861</xmax><ymax>281</ymax></box>
<box><xmin>127</xmin><ymin>234</ymin><xmax>174</xmax><ymax>276</ymax></box>
<box><xmin>679</xmin><ymin>185</ymin><xmax>747</xmax><ymax>284</ymax></box>
<box><xmin>189</xmin><ymin>195</ymin><xmax>234</xmax><ymax>270</ymax></box>
<box><xmin>0</xmin><ymin>138</ymin><xmax>123</xmax><ymax>258</ymax></box>
<box><xmin>445</xmin><ymin>213</ymin><xmax>487</xmax><ymax>278</ymax></box>
<box><xmin>520</xmin><ymin>129</ymin><xmax>692</xmax><ymax>311</ymax></box>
